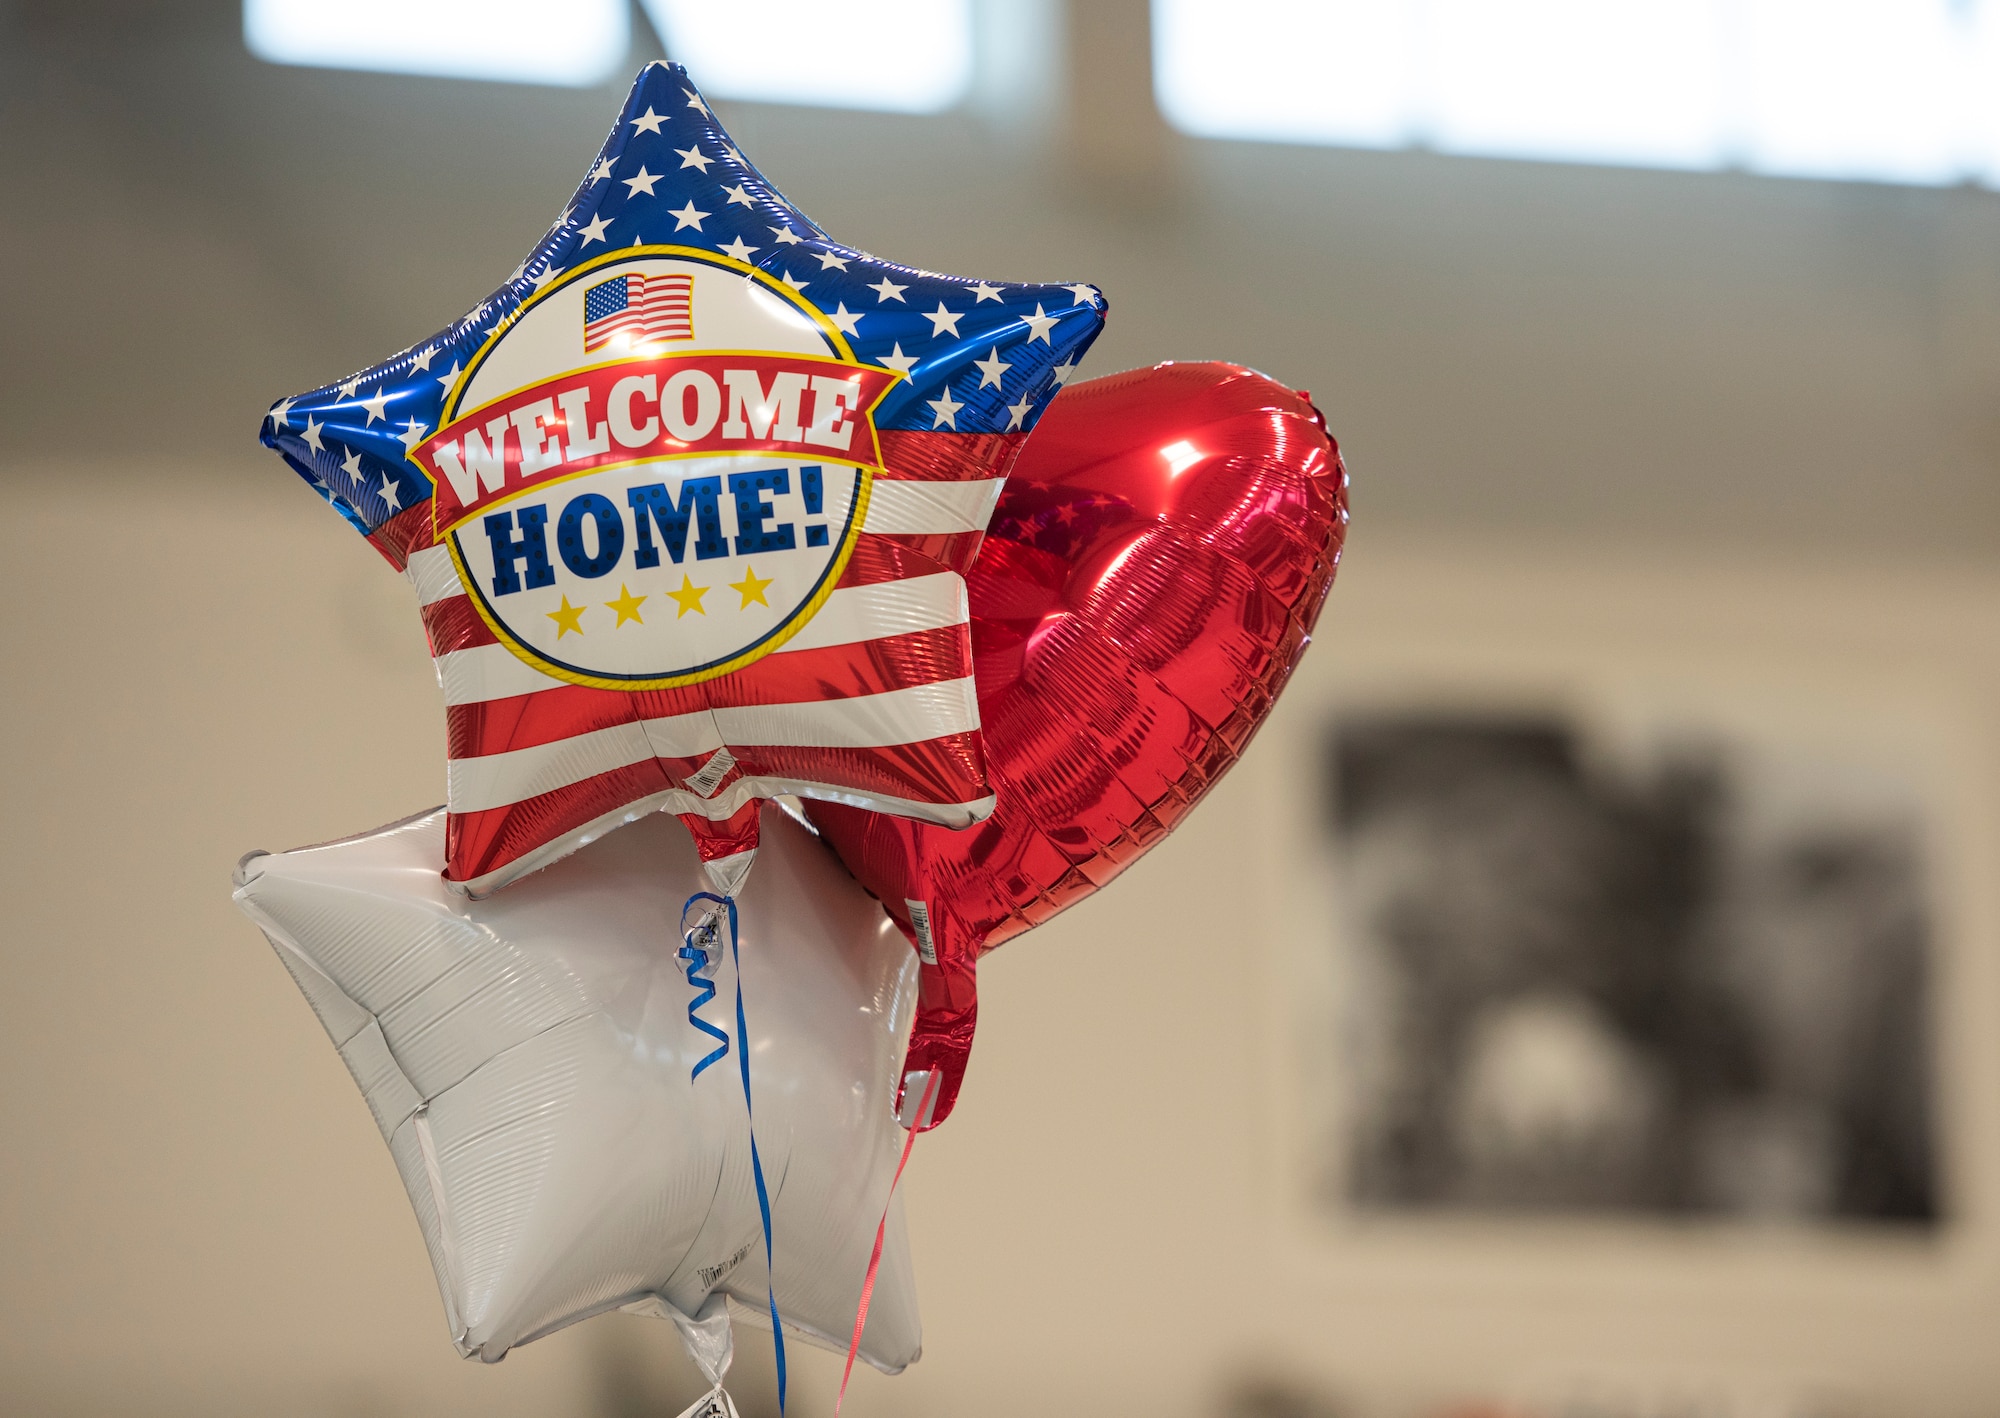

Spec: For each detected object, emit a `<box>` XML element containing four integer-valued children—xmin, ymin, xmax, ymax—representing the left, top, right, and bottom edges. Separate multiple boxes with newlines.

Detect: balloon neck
<box><xmin>680</xmin><ymin>801</ymin><xmax>763</xmax><ymax>897</ymax></box>
<box><xmin>902</xmin><ymin>970</ymin><xmax>977</xmax><ymax>1131</ymax></box>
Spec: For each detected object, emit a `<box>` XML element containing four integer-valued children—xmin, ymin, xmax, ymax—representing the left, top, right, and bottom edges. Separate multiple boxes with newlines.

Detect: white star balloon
<box><xmin>233</xmin><ymin>803</ymin><xmax>923</xmax><ymax>1381</ymax></box>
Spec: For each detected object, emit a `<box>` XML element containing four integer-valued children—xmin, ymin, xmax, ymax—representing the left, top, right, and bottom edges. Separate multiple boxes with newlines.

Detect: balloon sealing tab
<box><xmin>684</xmin><ymin>910</ymin><xmax>724</xmax><ymax>963</ymax></box>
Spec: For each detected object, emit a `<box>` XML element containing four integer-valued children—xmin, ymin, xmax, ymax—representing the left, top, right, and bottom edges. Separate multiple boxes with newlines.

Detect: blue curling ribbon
<box><xmin>677</xmin><ymin>917</ymin><xmax>731</xmax><ymax>1080</ymax></box>
<box><xmin>682</xmin><ymin>890</ymin><xmax>789</xmax><ymax>1414</ymax></box>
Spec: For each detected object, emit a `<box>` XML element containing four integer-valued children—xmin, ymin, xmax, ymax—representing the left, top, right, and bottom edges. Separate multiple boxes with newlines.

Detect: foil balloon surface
<box><xmin>258</xmin><ymin>62</ymin><xmax>1105</xmax><ymax>897</ymax></box>
<box><xmin>233</xmin><ymin>803</ymin><xmax>924</xmax><ymax>1375</ymax></box>
<box><xmin>813</xmin><ymin>362</ymin><xmax>1348</xmax><ymax>1126</ymax></box>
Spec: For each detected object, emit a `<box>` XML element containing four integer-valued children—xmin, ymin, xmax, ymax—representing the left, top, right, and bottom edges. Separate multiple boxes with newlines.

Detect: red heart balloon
<box><xmin>811</xmin><ymin>361</ymin><xmax>1347</xmax><ymax>1126</ymax></box>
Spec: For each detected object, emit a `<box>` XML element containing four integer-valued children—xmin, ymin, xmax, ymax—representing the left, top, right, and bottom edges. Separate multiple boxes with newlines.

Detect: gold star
<box><xmin>546</xmin><ymin>594</ymin><xmax>586</xmax><ymax>638</ymax></box>
<box><xmin>666</xmin><ymin>574</ymin><xmax>710</xmax><ymax>618</ymax></box>
<box><xmin>604</xmin><ymin>583</ymin><xmax>647</xmax><ymax>626</ymax></box>
<box><xmin>729</xmin><ymin>565</ymin><xmax>773</xmax><ymax>609</ymax></box>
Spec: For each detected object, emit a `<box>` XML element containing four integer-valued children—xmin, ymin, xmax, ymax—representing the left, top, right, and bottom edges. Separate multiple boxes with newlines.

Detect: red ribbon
<box><xmin>834</xmin><ymin>1071</ymin><xmax>940</xmax><ymax>1416</ymax></box>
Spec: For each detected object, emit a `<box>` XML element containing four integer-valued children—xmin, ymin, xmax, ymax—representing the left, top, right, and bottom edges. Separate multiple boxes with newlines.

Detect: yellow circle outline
<box><xmin>433</xmin><ymin>247</ymin><xmax>884</xmax><ymax>693</ymax></box>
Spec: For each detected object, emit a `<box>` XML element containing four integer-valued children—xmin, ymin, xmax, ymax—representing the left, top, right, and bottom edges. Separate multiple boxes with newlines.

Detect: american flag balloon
<box><xmin>260</xmin><ymin>64</ymin><xmax>1105</xmax><ymax>896</ymax></box>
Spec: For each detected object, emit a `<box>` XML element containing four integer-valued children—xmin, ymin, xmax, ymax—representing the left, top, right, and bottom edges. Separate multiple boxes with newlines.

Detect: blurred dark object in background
<box><xmin>1325</xmin><ymin>714</ymin><xmax>1935</xmax><ymax>1224</ymax></box>
<box><xmin>1220</xmin><ymin>1374</ymin><xmax>1352</xmax><ymax>1418</ymax></box>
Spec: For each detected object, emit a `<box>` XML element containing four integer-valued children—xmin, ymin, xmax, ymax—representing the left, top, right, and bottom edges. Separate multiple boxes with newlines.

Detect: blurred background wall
<box><xmin>6</xmin><ymin>2</ymin><xmax>2000</xmax><ymax>1416</ymax></box>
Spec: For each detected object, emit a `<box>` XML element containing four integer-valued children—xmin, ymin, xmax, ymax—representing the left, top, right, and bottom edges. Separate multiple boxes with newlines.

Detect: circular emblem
<box><xmin>420</xmin><ymin>248</ymin><xmax>890</xmax><ymax>690</ymax></box>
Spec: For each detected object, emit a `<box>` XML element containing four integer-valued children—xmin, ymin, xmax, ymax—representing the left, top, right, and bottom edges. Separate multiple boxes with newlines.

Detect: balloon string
<box><xmin>685</xmin><ymin>889</ymin><xmax>788</xmax><ymax>1415</ymax></box>
<box><xmin>834</xmin><ymin>1070</ymin><xmax>939</xmax><ymax>1418</ymax></box>
<box><xmin>677</xmin><ymin>916</ymin><xmax>730</xmax><ymax>1080</ymax></box>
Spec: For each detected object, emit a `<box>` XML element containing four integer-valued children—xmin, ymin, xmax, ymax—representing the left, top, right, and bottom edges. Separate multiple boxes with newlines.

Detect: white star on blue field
<box><xmin>261</xmin><ymin>62</ymin><xmax>1107</xmax><ymax>539</ymax></box>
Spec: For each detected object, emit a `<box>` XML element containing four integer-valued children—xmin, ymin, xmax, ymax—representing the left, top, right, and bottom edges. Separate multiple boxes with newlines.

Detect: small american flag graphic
<box><xmin>583</xmin><ymin>272</ymin><xmax>694</xmax><ymax>353</ymax></box>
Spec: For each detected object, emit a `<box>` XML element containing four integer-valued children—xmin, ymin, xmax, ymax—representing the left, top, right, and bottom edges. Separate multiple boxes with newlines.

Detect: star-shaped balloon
<box><xmin>260</xmin><ymin>62</ymin><xmax>1106</xmax><ymax>896</ymax></box>
<box><xmin>233</xmin><ymin>803</ymin><xmax>923</xmax><ymax>1374</ymax></box>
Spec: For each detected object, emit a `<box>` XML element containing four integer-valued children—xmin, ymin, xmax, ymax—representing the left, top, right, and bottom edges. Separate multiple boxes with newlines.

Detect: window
<box><xmin>243</xmin><ymin>0</ymin><xmax>631</xmax><ymax>88</ymax></box>
<box><xmin>1153</xmin><ymin>0</ymin><xmax>2000</xmax><ymax>187</ymax></box>
<box><xmin>244</xmin><ymin>0</ymin><xmax>975</xmax><ymax>112</ymax></box>
<box><xmin>638</xmin><ymin>0</ymin><xmax>975</xmax><ymax>113</ymax></box>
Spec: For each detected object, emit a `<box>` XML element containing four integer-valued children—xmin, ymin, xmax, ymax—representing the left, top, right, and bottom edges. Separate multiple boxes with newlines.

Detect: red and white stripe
<box><xmin>385</xmin><ymin>431</ymin><xmax>1020</xmax><ymax>896</ymax></box>
<box><xmin>583</xmin><ymin>273</ymin><xmax>694</xmax><ymax>353</ymax></box>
